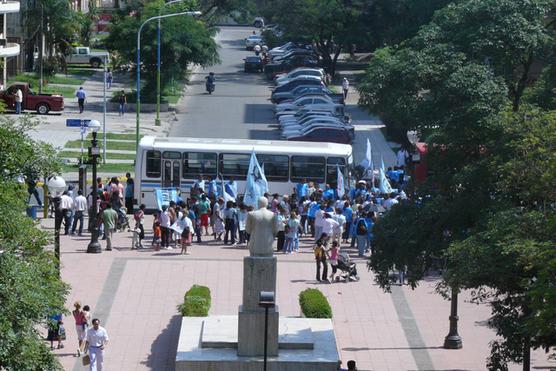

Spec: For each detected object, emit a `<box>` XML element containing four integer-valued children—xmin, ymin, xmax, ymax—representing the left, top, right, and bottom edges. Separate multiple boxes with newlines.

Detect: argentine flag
<box><xmin>243</xmin><ymin>150</ymin><xmax>268</xmax><ymax>207</ymax></box>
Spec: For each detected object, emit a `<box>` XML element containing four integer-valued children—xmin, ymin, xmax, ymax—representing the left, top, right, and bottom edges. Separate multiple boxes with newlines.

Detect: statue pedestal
<box><xmin>238</xmin><ymin>256</ymin><xmax>279</xmax><ymax>356</ymax></box>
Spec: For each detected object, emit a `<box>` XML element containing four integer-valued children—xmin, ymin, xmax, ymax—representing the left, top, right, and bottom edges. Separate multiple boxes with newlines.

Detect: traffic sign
<box><xmin>66</xmin><ymin>119</ymin><xmax>91</xmax><ymax>127</ymax></box>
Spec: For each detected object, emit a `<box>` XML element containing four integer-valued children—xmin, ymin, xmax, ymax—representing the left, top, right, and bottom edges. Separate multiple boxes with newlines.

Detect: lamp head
<box><xmin>259</xmin><ymin>291</ymin><xmax>275</xmax><ymax>308</ymax></box>
<box><xmin>47</xmin><ymin>176</ymin><xmax>66</xmax><ymax>198</ymax></box>
<box><xmin>88</xmin><ymin>120</ymin><xmax>101</xmax><ymax>133</ymax></box>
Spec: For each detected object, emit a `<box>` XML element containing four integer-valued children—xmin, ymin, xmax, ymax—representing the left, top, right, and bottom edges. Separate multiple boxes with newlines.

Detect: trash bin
<box><xmin>26</xmin><ymin>205</ymin><xmax>37</xmax><ymax>220</ymax></box>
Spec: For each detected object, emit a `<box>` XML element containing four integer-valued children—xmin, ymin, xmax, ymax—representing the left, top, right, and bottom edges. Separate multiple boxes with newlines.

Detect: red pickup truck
<box><xmin>0</xmin><ymin>83</ymin><xmax>64</xmax><ymax>114</ymax></box>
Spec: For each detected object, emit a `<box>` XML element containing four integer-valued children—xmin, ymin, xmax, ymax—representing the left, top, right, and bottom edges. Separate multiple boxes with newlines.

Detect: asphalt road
<box><xmin>170</xmin><ymin>26</ymin><xmax>397</xmax><ymax>167</ymax></box>
<box><xmin>170</xmin><ymin>26</ymin><xmax>278</xmax><ymax>140</ymax></box>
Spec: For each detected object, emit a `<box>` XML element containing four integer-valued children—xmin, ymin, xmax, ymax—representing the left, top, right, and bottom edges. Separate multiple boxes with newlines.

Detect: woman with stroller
<box><xmin>313</xmin><ymin>234</ymin><xmax>329</xmax><ymax>282</ymax></box>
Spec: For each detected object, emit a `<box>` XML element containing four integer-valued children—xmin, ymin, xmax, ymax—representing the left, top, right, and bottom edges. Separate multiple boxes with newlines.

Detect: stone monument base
<box><xmin>175</xmin><ymin>315</ymin><xmax>340</xmax><ymax>371</ymax></box>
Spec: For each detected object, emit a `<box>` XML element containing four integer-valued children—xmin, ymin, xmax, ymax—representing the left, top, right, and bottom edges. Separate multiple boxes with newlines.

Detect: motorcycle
<box><xmin>205</xmin><ymin>73</ymin><xmax>215</xmax><ymax>94</ymax></box>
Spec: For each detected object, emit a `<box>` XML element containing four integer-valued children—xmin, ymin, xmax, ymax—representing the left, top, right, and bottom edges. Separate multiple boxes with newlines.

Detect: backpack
<box><xmin>356</xmin><ymin>219</ymin><xmax>368</xmax><ymax>235</ymax></box>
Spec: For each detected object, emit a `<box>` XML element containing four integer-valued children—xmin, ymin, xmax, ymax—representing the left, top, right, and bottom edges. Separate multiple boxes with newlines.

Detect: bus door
<box><xmin>162</xmin><ymin>151</ymin><xmax>181</xmax><ymax>188</ymax></box>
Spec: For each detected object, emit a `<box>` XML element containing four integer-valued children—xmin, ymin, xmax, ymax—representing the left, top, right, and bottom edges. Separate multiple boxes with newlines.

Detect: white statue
<box><xmin>245</xmin><ymin>197</ymin><xmax>278</xmax><ymax>257</ymax></box>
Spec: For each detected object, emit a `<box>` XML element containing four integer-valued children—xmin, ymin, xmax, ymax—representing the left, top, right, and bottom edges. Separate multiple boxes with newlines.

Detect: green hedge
<box><xmin>299</xmin><ymin>288</ymin><xmax>332</xmax><ymax>318</ymax></box>
<box><xmin>178</xmin><ymin>284</ymin><xmax>211</xmax><ymax>317</ymax></box>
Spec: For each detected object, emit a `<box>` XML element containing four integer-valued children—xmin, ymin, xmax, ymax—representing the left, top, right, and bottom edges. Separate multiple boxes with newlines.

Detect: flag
<box><xmin>360</xmin><ymin>138</ymin><xmax>373</xmax><ymax>170</ymax></box>
<box><xmin>336</xmin><ymin>164</ymin><xmax>345</xmax><ymax>198</ymax></box>
<box><xmin>379</xmin><ymin>156</ymin><xmax>393</xmax><ymax>194</ymax></box>
<box><xmin>219</xmin><ymin>174</ymin><xmax>236</xmax><ymax>203</ymax></box>
<box><xmin>243</xmin><ymin>150</ymin><xmax>268</xmax><ymax>207</ymax></box>
<box><xmin>225</xmin><ymin>180</ymin><xmax>238</xmax><ymax>199</ymax></box>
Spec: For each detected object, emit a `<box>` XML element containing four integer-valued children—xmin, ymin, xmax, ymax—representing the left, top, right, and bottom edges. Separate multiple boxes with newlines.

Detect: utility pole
<box><xmin>39</xmin><ymin>4</ymin><xmax>44</xmax><ymax>94</ymax></box>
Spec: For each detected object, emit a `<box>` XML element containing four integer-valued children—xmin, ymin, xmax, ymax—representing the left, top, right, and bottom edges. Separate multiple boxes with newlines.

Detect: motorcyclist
<box><xmin>205</xmin><ymin>72</ymin><xmax>215</xmax><ymax>94</ymax></box>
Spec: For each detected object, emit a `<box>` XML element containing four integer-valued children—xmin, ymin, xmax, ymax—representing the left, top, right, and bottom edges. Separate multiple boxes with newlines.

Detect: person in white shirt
<box><xmin>322</xmin><ymin>213</ymin><xmax>340</xmax><ymax>238</ymax></box>
<box><xmin>14</xmin><ymin>88</ymin><xmax>23</xmax><ymax>114</ymax></box>
<box><xmin>71</xmin><ymin>190</ymin><xmax>88</xmax><ymax>236</ymax></box>
<box><xmin>342</xmin><ymin>78</ymin><xmax>349</xmax><ymax>100</ymax></box>
<box><xmin>332</xmin><ymin>208</ymin><xmax>346</xmax><ymax>245</ymax></box>
<box><xmin>60</xmin><ymin>191</ymin><xmax>74</xmax><ymax>235</ymax></box>
<box><xmin>85</xmin><ymin>318</ymin><xmax>109</xmax><ymax>371</ymax></box>
<box><xmin>383</xmin><ymin>194</ymin><xmax>399</xmax><ymax>210</ymax></box>
<box><xmin>314</xmin><ymin>205</ymin><xmax>325</xmax><ymax>242</ymax></box>
<box><xmin>159</xmin><ymin>205</ymin><xmax>171</xmax><ymax>249</ymax></box>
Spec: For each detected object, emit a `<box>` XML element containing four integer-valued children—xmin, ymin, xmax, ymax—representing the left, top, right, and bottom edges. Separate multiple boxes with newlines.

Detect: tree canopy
<box><xmin>106</xmin><ymin>0</ymin><xmax>219</xmax><ymax>102</ymax></box>
<box><xmin>0</xmin><ymin>117</ymin><xmax>68</xmax><ymax>371</ymax></box>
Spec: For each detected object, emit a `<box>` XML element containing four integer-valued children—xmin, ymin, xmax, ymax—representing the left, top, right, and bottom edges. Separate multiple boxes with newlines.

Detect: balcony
<box><xmin>0</xmin><ymin>42</ymin><xmax>20</xmax><ymax>57</ymax></box>
<box><xmin>0</xmin><ymin>1</ymin><xmax>20</xmax><ymax>14</ymax></box>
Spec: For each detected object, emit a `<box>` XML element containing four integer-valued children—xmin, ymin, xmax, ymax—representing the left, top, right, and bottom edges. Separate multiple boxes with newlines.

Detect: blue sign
<box><xmin>66</xmin><ymin>119</ymin><xmax>91</xmax><ymax>127</ymax></box>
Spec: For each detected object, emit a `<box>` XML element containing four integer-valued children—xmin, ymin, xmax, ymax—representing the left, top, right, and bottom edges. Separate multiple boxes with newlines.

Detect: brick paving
<box><xmin>40</xmin><ymin>218</ymin><xmax>556</xmax><ymax>371</ymax></box>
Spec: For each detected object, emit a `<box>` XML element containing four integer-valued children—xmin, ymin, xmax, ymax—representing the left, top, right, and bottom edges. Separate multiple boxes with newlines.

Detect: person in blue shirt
<box><xmin>125</xmin><ymin>172</ymin><xmax>134</xmax><ymax>214</ymax></box>
<box><xmin>75</xmin><ymin>87</ymin><xmax>87</xmax><ymax>113</ymax></box>
<box><xmin>354</xmin><ymin>215</ymin><xmax>368</xmax><ymax>257</ymax></box>
<box><xmin>322</xmin><ymin>184</ymin><xmax>335</xmax><ymax>201</ymax></box>
<box><xmin>206</xmin><ymin>176</ymin><xmax>218</xmax><ymax>198</ymax></box>
<box><xmin>364</xmin><ymin>212</ymin><xmax>375</xmax><ymax>254</ymax></box>
<box><xmin>296</xmin><ymin>178</ymin><xmax>308</xmax><ymax>198</ymax></box>
<box><xmin>307</xmin><ymin>196</ymin><xmax>320</xmax><ymax>237</ymax></box>
<box><xmin>342</xmin><ymin>201</ymin><xmax>353</xmax><ymax>243</ymax></box>
<box><xmin>353</xmin><ymin>180</ymin><xmax>367</xmax><ymax>201</ymax></box>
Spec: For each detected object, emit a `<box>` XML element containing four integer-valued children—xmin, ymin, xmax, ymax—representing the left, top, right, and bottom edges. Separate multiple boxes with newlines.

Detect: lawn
<box><xmin>9</xmin><ymin>73</ymin><xmax>85</xmax><ymax>87</ymax></box>
<box><xmin>62</xmin><ymin>163</ymin><xmax>134</xmax><ymax>174</ymax></box>
<box><xmin>66</xmin><ymin>67</ymin><xmax>97</xmax><ymax>77</ymax></box>
<box><xmin>64</xmin><ymin>139</ymin><xmax>136</xmax><ymax>151</ymax></box>
<box><xmin>85</xmin><ymin>132</ymin><xmax>141</xmax><ymax>141</ymax></box>
<box><xmin>59</xmin><ymin>150</ymin><xmax>136</xmax><ymax>161</ymax></box>
<box><xmin>43</xmin><ymin>85</ymin><xmax>77</xmax><ymax>99</ymax></box>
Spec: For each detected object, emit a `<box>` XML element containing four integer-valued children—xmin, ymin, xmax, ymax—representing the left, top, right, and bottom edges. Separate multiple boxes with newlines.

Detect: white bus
<box><xmin>135</xmin><ymin>136</ymin><xmax>353</xmax><ymax>209</ymax></box>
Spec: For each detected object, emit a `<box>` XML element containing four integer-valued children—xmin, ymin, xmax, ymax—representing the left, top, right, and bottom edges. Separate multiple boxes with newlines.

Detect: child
<box><xmin>152</xmin><ymin>212</ymin><xmax>161</xmax><ymax>251</ymax></box>
<box><xmin>238</xmin><ymin>204</ymin><xmax>248</xmax><ymax>244</ymax></box>
<box><xmin>328</xmin><ymin>240</ymin><xmax>339</xmax><ymax>282</ymax></box>
<box><xmin>284</xmin><ymin>211</ymin><xmax>300</xmax><ymax>254</ymax></box>
<box><xmin>179</xmin><ymin>212</ymin><xmax>193</xmax><ymax>254</ymax></box>
<box><xmin>47</xmin><ymin>313</ymin><xmax>64</xmax><ymax>350</ymax></box>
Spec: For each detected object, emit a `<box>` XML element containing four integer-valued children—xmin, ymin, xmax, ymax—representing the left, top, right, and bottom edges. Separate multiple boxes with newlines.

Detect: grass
<box><xmin>64</xmin><ymin>139</ymin><xmax>136</xmax><ymax>151</ymax></box>
<box><xmin>62</xmin><ymin>163</ymin><xmax>134</xmax><ymax>174</ymax></box>
<box><xmin>43</xmin><ymin>85</ymin><xmax>77</xmax><ymax>98</ymax></box>
<box><xmin>85</xmin><ymin>132</ymin><xmax>140</xmax><ymax>141</ymax></box>
<box><xmin>66</xmin><ymin>67</ymin><xmax>97</xmax><ymax>77</ymax></box>
<box><xmin>59</xmin><ymin>150</ymin><xmax>136</xmax><ymax>161</ymax></box>
<box><xmin>9</xmin><ymin>73</ymin><xmax>84</xmax><ymax>87</ymax></box>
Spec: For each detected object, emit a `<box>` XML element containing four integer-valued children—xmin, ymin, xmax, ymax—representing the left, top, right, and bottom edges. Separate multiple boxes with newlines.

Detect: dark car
<box><xmin>271</xmin><ymin>85</ymin><xmax>344</xmax><ymax>104</ymax></box>
<box><xmin>272</xmin><ymin>49</ymin><xmax>317</xmax><ymax>62</ymax></box>
<box><xmin>264</xmin><ymin>56</ymin><xmax>319</xmax><ymax>79</ymax></box>
<box><xmin>272</xmin><ymin>78</ymin><xmax>324</xmax><ymax>94</ymax></box>
<box><xmin>244</xmin><ymin>56</ymin><xmax>263</xmax><ymax>72</ymax></box>
<box><xmin>288</xmin><ymin>126</ymin><xmax>353</xmax><ymax>144</ymax></box>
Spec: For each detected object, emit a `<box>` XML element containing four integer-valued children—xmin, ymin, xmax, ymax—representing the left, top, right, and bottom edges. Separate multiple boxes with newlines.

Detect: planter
<box><xmin>107</xmin><ymin>102</ymin><xmax>170</xmax><ymax>113</ymax></box>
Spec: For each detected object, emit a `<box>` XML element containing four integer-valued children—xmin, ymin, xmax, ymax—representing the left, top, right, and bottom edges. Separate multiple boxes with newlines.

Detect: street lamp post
<box><xmin>135</xmin><ymin>10</ymin><xmax>202</xmax><ymax>150</ymax></box>
<box><xmin>443</xmin><ymin>287</ymin><xmax>463</xmax><ymax>349</ymax></box>
<box><xmin>156</xmin><ymin>0</ymin><xmax>188</xmax><ymax>126</ymax></box>
<box><xmin>87</xmin><ymin>120</ymin><xmax>102</xmax><ymax>254</ymax></box>
<box><xmin>259</xmin><ymin>291</ymin><xmax>275</xmax><ymax>371</ymax></box>
<box><xmin>46</xmin><ymin>176</ymin><xmax>66</xmax><ymax>275</ymax></box>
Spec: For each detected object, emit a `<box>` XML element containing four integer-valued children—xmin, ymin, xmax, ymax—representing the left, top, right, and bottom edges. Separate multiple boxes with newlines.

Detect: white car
<box><xmin>279</xmin><ymin>110</ymin><xmax>337</xmax><ymax>127</ymax></box>
<box><xmin>275</xmin><ymin>95</ymin><xmax>335</xmax><ymax>112</ymax></box>
<box><xmin>275</xmin><ymin>68</ymin><xmax>324</xmax><ymax>85</ymax></box>
<box><xmin>281</xmin><ymin>113</ymin><xmax>339</xmax><ymax>130</ymax></box>
<box><xmin>245</xmin><ymin>35</ymin><xmax>263</xmax><ymax>50</ymax></box>
<box><xmin>282</xmin><ymin>119</ymin><xmax>350</xmax><ymax>138</ymax></box>
<box><xmin>276</xmin><ymin>102</ymin><xmax>344</xmax><ymax>119</ymax></box>
<box><xmin>276</xmin><ymin>74</ymin><xmax>323</xmax><ymax>87</ymax></box>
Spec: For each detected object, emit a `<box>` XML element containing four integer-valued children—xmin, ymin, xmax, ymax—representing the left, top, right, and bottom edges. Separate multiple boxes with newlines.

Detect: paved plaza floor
<box><xmin>44</xmin><ymin>218</ymin><xmax>555</xmax><ymax>371</ymax></box>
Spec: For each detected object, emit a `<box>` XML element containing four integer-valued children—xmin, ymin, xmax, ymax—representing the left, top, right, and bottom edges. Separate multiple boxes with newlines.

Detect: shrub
<box><xmin>299</xmin><ymin>288</ymin><xmax>332</xmax><ymax>318</ymax></box>
<box><xmin>178</xmin><ymin>284</ymin><xmax>211</xmax><ymax>317</ymax></box>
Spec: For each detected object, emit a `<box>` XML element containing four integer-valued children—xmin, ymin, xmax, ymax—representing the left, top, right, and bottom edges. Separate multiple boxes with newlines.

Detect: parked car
<box><xmin>245</xmin><ymin>35</ymin><xmax>263</xmax><ymax>50</ymax></box>
<box><xmin>279</xmin><ymin>108</ymin><xmax>345</xmax><ymax>126</ymax></box>
<box><xmin>275</xmin><ymin>94</ymin><xmax>335</xmax><ymax>112</ymax></box>
<box><xmin>275</xmin><ymin>68</ymin><xmax>324</xmax><ymax>85</ymax></box>
<box><xmin>272</xmin><ymin>49</ymin><xmax>316</xmax><ymax>63</ymax></box>
<box><xmin>276</xmin><ymin>75</ymin><xmax>322</xmax><ymax>87</ymax></box>
<box><xmin>272</xmin><ymin>78</ymin><xmax>324</xmax><ymax>94</ymax></box>
<box><xmin>244</xmin><ymin>56</ymin><xmax>264</xmax><ymax>72</ymax></box>
<box><xmin>287</xmin><ymin>126</ymin><xmax>353</xmax><ymax>144</ymax></box>
<box><xmin>0</xmin><ymin>83</ymin><xmax>64</xmax><ymax>114</ymax></box>
<box><xmin>282</xmin><ymin>117</ymin><xmax>351</xmax><ymax>135</ymax></box>
<box><xmin>269</xmin><ymin>42</ymin><xmax>311</xmax><ymax>58</ymax></box>
<box><xmin>66</xmin><ymin>46</ymin><xmax>109</xmax><ymax>68</ymax></box>
<box><xmin>281</xmin><ymin>113</ymin><xmax>344</xmax><ymax>130</ymax></box>
<box><xmin>253</xmin><ymin>17</ymin><xmax>265</xmax><ymax>28</ymax></box>
<box><xmin>271</xmin><ymin>85</ymin><xmax>343</xmax><ymax>104</ymax></box>
<box><xmin>264</xmin><ymin>56</ymin><xmax>319</xmax><ymax>79</ymax></box>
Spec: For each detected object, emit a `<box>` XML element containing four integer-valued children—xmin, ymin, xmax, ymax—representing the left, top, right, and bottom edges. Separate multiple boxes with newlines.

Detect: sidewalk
<box><xmin>43</xmin><ymin>217</ymin><xmax>556</xmax><ymax>371</ymax></box>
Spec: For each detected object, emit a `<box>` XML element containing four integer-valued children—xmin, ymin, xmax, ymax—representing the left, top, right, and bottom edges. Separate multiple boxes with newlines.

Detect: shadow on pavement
<box><xmin>143</xmin><ymin>314</ymin><xmax>182</xmax><ymax>371</ymax></box>
<box><xmin>244</xmin><ymin>103</ymin><xmax>274</xmax><ymax>124</ymax></box>
<box><xmin>248</xmin><ymin>129</ymin><xmax>281</xmax><ymax>140</ymax></box>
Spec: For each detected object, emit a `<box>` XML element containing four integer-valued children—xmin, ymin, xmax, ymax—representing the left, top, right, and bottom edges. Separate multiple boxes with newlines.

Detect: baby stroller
<box><xmin>336</xmin><ymin>252</ymin><xmax>359</xmax><ymax>282</ymax></box>
<box><xmin>116</xmin><ymin>206</ymin><xmax>130</xmax><ymax>232</ymax></box>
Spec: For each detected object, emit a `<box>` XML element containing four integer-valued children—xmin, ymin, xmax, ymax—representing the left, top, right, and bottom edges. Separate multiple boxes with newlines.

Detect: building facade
<box><xmin>0</xmin><ymin>0</ymin><xmax>20</xmax><ymax>87</ymax></box>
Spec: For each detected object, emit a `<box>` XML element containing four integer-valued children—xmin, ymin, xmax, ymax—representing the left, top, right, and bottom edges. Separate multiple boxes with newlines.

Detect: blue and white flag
<box><xmin>155</xmin><ymin>188</ymin><xmax>179</xmax><ymax>210</ymax></box>
<box><xmin>336</xmin><ymin>164</ymin><xmax>345</xmax><ymax>198</ymax></box>
<box><xmin>243</xmin><ymin>150</ymin><xmax>268</xmax><ymax>207</ymax></box>
<box><xmin>225</xmin><ymin>180</ymin><xmax>238</xmax><ymax>200</ymax></box>
<box><xmin>379</xmin><ymin>156</ymin><xmax>393</xmax><ymax>194</ymax></box>
<box><xmin>219</xmin><ymin>175</ymin><xmax>236</xmax><ymax>203</ymax></box>
<box><xmin>360</xmin><ymin>138</ymin><xmax>373</xmax><ymax>170</ymax></box>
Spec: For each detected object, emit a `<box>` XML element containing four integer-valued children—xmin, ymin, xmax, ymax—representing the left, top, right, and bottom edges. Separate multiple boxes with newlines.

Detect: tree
<box><xmin>106</xmin><ymin>0</ymin><xmax>219</xmax><ymax>102</ymax></box>
<box><xmin>0</xmin><ymin>116</ymin><xmax>68</xmax><ymax>371</ymax></box>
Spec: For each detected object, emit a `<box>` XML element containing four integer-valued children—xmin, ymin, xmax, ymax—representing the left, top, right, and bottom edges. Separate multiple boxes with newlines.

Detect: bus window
<box><xmin>183</xmin><ymin>152</ymin><xmax>217</xmax><ymax>178</ymax></box>
<box><xmin>291</xmin><ymin>156</ymin><xmax>325</xmax><ymax>183</ymax></box>
<box><xmin>146</xmin><ymin>150</ymin><xmax>161</xmax><ymax>178</ymax></box>
<box><xmin>257</xmin><ymin>154</ymin><xmax>289</xmax><ymax>181</ymax></box>
<box><xmin>326</xmin><ymin>157</ymin><xmax>346</xmax><ymax>187</ymax></box>
<box><xmin>163</xmin><ymin>151</ymin><xmax>181</xmax><ymax>159</ymax></box>
<box><xmin>219</xmin><ymin>153</ymin><xmax>251</xmax><ymax>180</ymax></box>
